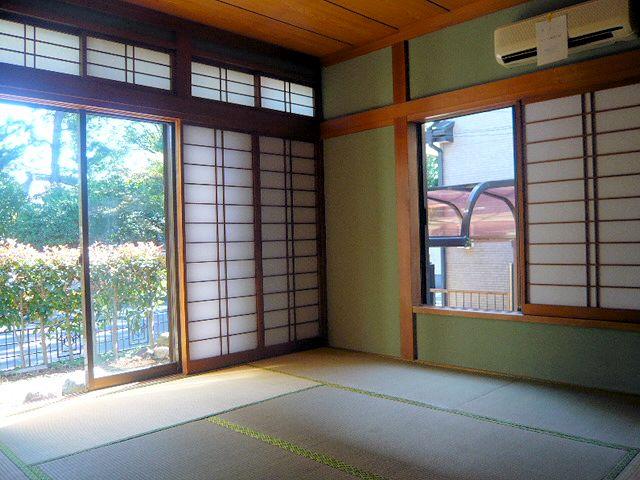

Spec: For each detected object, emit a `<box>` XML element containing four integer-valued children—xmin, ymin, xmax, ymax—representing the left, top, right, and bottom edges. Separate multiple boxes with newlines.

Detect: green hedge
<box><xmin>0</xmin><ymin>240</ymin><xmax>167</xmax><ymax>368</ymax></box>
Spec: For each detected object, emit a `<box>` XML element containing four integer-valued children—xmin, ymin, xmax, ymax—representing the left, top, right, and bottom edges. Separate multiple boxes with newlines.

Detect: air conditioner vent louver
<box><xmin>495</xmin><ymin>0</ymin><xmax>637</xmax><ymax>67</ymax></box>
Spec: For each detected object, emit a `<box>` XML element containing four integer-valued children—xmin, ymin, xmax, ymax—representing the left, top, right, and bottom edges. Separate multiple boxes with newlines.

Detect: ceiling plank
<box><xmin>126</xmin><ymin>0</ymin><xmax>349</xmax><ymax>56</ymax></box>
<box><xmin>223</xmin><ymin>0</ymin><xmax>397</xmax><ymax>46</ymax></box>
<box><xmin>324</xmin><ymin>0</ymin><xmax>447</xmax><ymax>29</ymax></box>
<box><xmin>322</xmin><ymin>0</ymin><xmax>531</xmax><ymax>65</ymax></box>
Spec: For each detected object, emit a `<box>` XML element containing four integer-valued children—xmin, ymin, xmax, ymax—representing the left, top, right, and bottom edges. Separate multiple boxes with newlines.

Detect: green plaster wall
<box><xmin>323</xmin><ymin>127</ymin><xmax>400</xmax><ymax>357</ymax></box>
<box><xmin>322</xmin><ymin>48</ymin><xmax>393</xmax><ymax>119</ymax></box>
<box><xmin>417</xmin><ymin>314</ymin><xmax>640</xmax><ymax>394</ymax></box>
<box><xmin>409</xmin><ymin>0</ymin><xmax>640</xmax><ymax>99</ymax></box>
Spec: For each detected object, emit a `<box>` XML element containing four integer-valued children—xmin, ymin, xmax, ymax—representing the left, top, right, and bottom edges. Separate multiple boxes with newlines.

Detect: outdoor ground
<box><xmin>0</xmin><ymin>368</ymin><xmax>85</xmax><ymax>417</ymax></box>
<box><xmin>0</xmin><ymin>352</ymin><xmax>164</xmax><ymax>416</ymax></box>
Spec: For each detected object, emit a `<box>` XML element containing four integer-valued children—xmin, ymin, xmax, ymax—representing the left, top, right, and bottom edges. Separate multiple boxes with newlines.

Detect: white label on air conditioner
<box><xmin>535</xmin><ymin>14</ymin><xmax>568</xmax><ymax>66</ymax></box>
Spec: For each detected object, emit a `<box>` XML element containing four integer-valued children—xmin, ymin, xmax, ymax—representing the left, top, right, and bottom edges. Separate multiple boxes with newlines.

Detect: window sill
<box><xmin>412</xmin><ymin>305</ymin><xmax>640</xmax><ymax>332</ymax></box>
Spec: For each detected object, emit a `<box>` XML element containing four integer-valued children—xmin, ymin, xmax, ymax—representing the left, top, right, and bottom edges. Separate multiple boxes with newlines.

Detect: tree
<box><xmin>0</xmin><ymin>118</ymin><xmax>33</xmax><ymax>172</ymax></box>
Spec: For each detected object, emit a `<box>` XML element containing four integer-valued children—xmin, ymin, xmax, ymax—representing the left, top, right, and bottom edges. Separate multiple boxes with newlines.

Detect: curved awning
<box><xmin>426</xmin><ymin>179</ymin><xmax>515</xmax><ymax>247</ymax></box>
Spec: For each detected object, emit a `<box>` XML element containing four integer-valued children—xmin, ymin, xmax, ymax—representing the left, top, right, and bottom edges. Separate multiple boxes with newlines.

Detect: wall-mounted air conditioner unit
<box><xmin>494</xmin><ymin>0</ymin><xmax>638</xmax><ymax>67</ymax></box>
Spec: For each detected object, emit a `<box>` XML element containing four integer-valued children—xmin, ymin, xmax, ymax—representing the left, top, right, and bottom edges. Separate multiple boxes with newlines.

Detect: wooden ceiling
<box><xmin>123</xmin><ymin>0</ymin><xmax>529</xmax><ymax>64</ymax></box>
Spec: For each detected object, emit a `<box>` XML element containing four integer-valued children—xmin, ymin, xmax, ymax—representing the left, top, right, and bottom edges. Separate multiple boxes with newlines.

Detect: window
<box><xmin>0</xmin><ymin>18</ymin><xmax>80</xmax><ymax>75</ymax></box>
<box><xmin>86</xmin><ymin>37</ymin><xmax>172</xmax><ymax>90</ymax></box>
<box><xmin>420</xmin><ymin>108</ymin><xmax>517</xmax><ymax>312</ymax></box>
<box><xmin>260</xmin><ymin>76</ymin><xmax>315</xmax><ymax>117</ymax></box>
<box><xmin>191</xmin><ymin>62</ymin><xmax>255</xmax><ymax>106</ymax></box>
<box><xmin>523</xmin><ymin>81</ymin><xmax>640</xmax><ymax>312</ymax></box>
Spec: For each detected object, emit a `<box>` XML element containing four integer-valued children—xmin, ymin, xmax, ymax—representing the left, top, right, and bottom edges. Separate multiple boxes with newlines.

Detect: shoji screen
<box><xmin>0</xmin><ymin>18</ymin><xmax>80</xmax><ymax>75</ymax></box>
<box><xmin>259</xmin><ymin>137</ymin><xmax>321</xmax><ymax>345</ymax></box>
<box><xmin>182</xmin><ymin>125</ymin><xmax>258</xmax><ymax>361</ymax></box>
<box><xmin>86</xmin><ymin>37</ymin><xmax>172</xmax><ymax>90</ymax></box>
<box><xmin>524</xmin><ymin>81</ymin><xmax>640</xmax><ymax>311</ymax></box>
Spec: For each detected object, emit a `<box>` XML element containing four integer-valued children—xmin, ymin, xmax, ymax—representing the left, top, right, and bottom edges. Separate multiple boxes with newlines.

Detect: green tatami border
<box><xmin>0</xmin><ymin>441</ymin><xmax>51</xmax><ymax>480</ymax></box>
<box><xmin>248</xmin><ymin>364</ymin><xmax>639</xmax><ymax>480</ymax></box>
<box><xmin>28</xmin><ymin>384</ymin><xmax>322</xmax><ymax>466</ymax></box>
<box><xmin>208</xmin><ymin>416</ymin><xmax>388</xmax><ymax>480</ymax></box>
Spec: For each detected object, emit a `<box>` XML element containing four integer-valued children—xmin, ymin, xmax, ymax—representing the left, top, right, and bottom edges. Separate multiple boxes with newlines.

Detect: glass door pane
<box><xmin>0</xmin><ymin>101</ymin><xmax>85</xmax><ymax>413</ymax></box>
<box><xmin>85</xmin><ymin>113</ymin><xmax>174</xmax><ymax>380</ymax></box>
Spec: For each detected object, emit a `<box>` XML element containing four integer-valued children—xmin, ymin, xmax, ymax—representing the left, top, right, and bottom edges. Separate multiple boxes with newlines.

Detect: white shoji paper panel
<box><xmin>524</xmin><ymin>81</ymin><xmax>640</xmax><ymax>310</ymax></box>
<box><xmin>191</xmin><ymin>62</ymin><xmax>255</xmax><ymax>107</ymax></box>
<box><xmin>183</xmin><ymin>125</ymin><xmax>257</xmax><ymax>360</ymax></box>
<box><xmin>260</xmin><ymin>136</ymin><xmax>319</xmax><ymax>346</ymax></box>
<box><xmin>0</xmin><ymin>19</ymin><xmax>80</xmax><ymax>75</ymax></box>
<box><xmin>87</xmin><ymin>36</ymin><xmax>171</xmax><ymax>90</ymax></box>
<box><xmin>260</xmin><ymin>76</ymin><xmax>314</xmax><ymax>117</ymax></box>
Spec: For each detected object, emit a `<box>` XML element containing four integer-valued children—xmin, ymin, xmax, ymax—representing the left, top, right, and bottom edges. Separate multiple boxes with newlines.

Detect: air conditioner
<box><xmin>494</xmin><ymin>0</ymin><xmax>638</xmax><ymax>67</ymax></box>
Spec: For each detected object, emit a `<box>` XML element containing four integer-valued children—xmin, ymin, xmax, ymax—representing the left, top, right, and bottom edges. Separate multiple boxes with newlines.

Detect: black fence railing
<box><xmin>0</xmin><ymin>310</ymin><xmax>169</xmax><ymax>372</ymax></box>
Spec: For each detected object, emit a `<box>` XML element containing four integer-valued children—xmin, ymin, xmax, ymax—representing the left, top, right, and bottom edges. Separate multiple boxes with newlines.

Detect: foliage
<box><xmin>0</xmin><ymin>241</ymin><xmax>167</xmax><ymax>367</ymax></box>
<box><xmin>0</xmin><ymin>110</ymin><xmax>166</xmax><ymax>248</ymax></box>
<box><xmin>425</xmin><ymin>154</ymin><xmax>440</xmax><ymax>188</ymax></box>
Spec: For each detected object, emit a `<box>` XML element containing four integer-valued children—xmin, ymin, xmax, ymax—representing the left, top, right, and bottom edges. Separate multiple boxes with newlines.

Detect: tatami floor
<box><xmin>1</xmin><ymin>348</ymin><xmax>639</xmax><ymax>480</ymax></box>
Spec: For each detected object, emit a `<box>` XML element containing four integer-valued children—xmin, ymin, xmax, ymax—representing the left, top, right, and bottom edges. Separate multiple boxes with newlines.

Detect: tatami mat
<box><xmin>40</xmin><ymin>418</ymin><xmax>355</xmax><ymax>480</ymax></box>
<box><xmin>218</xmin><ymin>385</ymin><xmax>636</xmax><ymax>480</ymax></box>
<box><xmin>0</xmin><ymin>447</ymin><xmax>31</xmax><ymax>480</ymax></box>
<box><xmin>252</xmin><ymin>348</ymin><xmax>511</xmax><ymax>408</ymax></box>
<box><xmin>461</xmin><ymin>381</ymin><xmax>640</xmax><ymax>447</ymax></box>
<box><xmin>0</xmin><ymin>365</ymin><xmax>317</xmax><ymax>465</ymax></box>
<box><xmin>253</xmin><ymin>348</ymin><xmax>640</xmax><ymax>449</ymax></box>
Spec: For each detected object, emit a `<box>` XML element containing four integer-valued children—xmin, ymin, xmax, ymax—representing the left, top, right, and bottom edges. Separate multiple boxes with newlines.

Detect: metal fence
<box><xmin>430</xmin><ymin>288</ymin><xmax>513</xmax><ymax>311</ymax></box>
<box><xmin>0</xmin><ymin>310</ymin><xmax>169</xmax><ymax>372</ymax></box>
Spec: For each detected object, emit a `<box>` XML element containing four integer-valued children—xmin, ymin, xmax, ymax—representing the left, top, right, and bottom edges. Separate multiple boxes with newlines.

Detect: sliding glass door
<box><xmin>85</xmin><ymin>113</ymin><xmax>177</xmax><ymax>384</ymax></box>
<box><xmin>0</xmin><ymin>99</ymin><xmax>178</xmax><ymax>393</ymax></box>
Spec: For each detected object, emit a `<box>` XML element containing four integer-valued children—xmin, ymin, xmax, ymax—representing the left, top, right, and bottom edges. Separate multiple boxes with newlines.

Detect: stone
<box><xmin>153</xmin><ymin>346</ymin><xmax>170</xmax><ymax>360</ymax></box>
<box><xmin>156</xmin><ymin>332</ymin><xmax>170</xmax><ymax>347</ymax></box>
<box><xmin>134</xmin><ymin>346</ymin><xmax>152</xmax><ymax>358</ymax></box>
<box><xmin>24</xmin><ymin>392</ymin><xmax>55</xmax><ymax>404</ymax></box>
<box><xmin>62</xmin><ymin>379</ymin><xmax>85</xmax><ymax>396</ymax></box>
